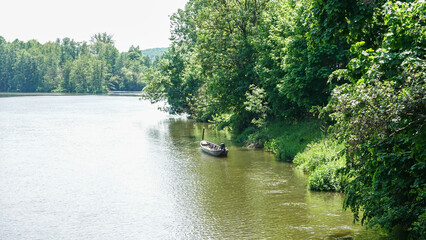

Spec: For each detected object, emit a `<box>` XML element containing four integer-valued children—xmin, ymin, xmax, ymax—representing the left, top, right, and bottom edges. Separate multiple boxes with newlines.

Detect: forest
<box><xmin>0</xmin><ymin>33</ymin><xmax>154</xmax><ymax>93</ymax></box>
<box><xmin>141</xmin><ymin>0</ymin><xmax>425</xmax><ymax>238</ymax></box>
<box><xmin>142</xmin><ymin>48</ymin><xmax>169</xmax><ymax>61</ymax></box>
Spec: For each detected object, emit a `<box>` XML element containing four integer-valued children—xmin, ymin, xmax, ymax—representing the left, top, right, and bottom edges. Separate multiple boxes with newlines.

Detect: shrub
<box><xmin>294</xmin><ymin>137</ymin><xmax>347</xmax><ymax>192</ymax></box>
<box><xmin>308</xmin><ymin>157</ymin><xmax>346</xmax><ymax>192</ymax></box>
<box><xmin>294</xmin><ymin>137</ymin><xmax>345</xmax><ymax>172</ymax></box>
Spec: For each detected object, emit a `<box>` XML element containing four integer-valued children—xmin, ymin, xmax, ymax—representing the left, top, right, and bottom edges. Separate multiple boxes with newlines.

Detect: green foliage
<box><xmin>294</xmin><ymin>137</ymin><xmax>344</xmax><ymax>172</ymax></box>
<box><xmin>308</xmin><ymin>0</ymin><xmax>387</xmax><ymax>47</ymax></box>
<box><xmin>236</xmin><ymin>120</ymin><xmax>322</xmax><ymax>160</ymax></box>
<box><xmin>267</xmin><ymin>120</ymin><xmax>322</xmax><ymax>161</ymax></box>
<box><xmin>69</xmin><ymin>56</ymin><xmax>108</xmax><ymax>93</ymax></box>
<box><xmin>254</xmin><ymin>0</ymin><xmax>348</xmax><ymax>117</ymax></box>
<box><xmin>234</xmin><ymin>126</ymin><xmax>255</xmax><ymax>144</ymax></box>
<box><xmin>195</xmin><ymin>0</ymin><xmax>269</xmax><ymax>130</ymax></box>
<box><xmin>244</xmin><ymin>84</ymin><xmax>269</xmax><ymax>128</ymax></box>
<box><xmin>142</xmin><ymin>0</ymin><xmax>273</xmax><ymax>129</ymax></box>
<box><xmin>142</xmin><ymin>44</ymin><xmax>204</xmax><ymax>115</ymax></box>
<box><xmin>143</xmin><ymin>0</ymin><xmax>348</xmax><ymax>132</ymax></box>
<box><xmin>294</xmin><ymin>137</ymin><xmax>347</xmax><ymax>192</ymax></box>
<box><xmin>142</xmin><ymin>1</ymin><xmax>205</xmax><ymax>116</ymax></box>
<box><xmin>0</xmin><ymin>33</ymin><xmax>151</xmax><ymax>93</ymax></box>
<box><xmin>343</xmin><ymin>130</ymin><xmax>426</xmax><ymax>237</ymax></box>
<box><xmin>324</xmin><ymin>0</ymin><xmax>426</xmax><ymax>237</ymax></box>
<box><xmin>308</xmin><ymin>158</ymin><xmax>346</xmax><ymax>192</ymax></box>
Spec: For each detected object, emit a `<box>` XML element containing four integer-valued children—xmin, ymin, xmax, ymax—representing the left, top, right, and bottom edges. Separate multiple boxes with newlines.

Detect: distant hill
<box><xmin>142</xmin><ymin>47</ymin><xmax>168</xmax><ymax>60</ymax></box>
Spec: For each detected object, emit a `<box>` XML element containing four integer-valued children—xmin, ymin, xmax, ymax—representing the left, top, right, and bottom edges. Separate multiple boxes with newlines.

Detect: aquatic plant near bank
<box><xmin>235</xmin><ymin>120</ymin><xmax>322</xmax><ymax>161</ymax></box>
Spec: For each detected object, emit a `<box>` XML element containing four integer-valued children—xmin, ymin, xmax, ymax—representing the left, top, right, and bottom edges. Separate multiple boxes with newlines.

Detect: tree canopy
<box><xmin>0</xmin><ymin>33</ymin><xmax>155</xmax><ymax>93</ymax></box>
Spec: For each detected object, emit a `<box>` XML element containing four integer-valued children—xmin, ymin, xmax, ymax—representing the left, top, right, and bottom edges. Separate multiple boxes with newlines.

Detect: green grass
<box><xmin>264</xmin><ymin>120</ymin><xmax>322</xmax><ymax>161</ymax></box>
<box><xmin>294</xmin><ymin>137</ymin><xmax>347</xmax><ymax>192</ymax></box>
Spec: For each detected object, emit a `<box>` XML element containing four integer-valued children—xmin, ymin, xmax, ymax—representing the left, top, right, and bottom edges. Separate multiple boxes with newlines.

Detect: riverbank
<box><xmin>0</xmin><ymin>92</ymin><xmax>70</xmax><ymax>97</ymax></box>
<box><xmin>0</xmin><ymin>91</ymin><xmax>142</xmax><ymax>97</ymax></box>
<box><xmin>235</xmin><ymin>119</ymin><xmax>322</xmax><ymax>161</ymax></box>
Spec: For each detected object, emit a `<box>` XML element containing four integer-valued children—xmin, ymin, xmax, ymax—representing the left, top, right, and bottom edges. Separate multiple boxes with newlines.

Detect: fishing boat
<box><xmin>200</xmin><ymin>128</ymin><xmax>228</xmax><ymax>157</ymax></box>
<box><xmin>200</xmin><ymin>140</ymin><xmax>228</xmax><ymax>157</ymax></box>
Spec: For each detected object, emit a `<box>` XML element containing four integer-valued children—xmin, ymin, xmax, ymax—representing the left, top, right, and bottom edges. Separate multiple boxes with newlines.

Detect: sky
<box><xmin>0</xmin><ymin>0</ymin><xmax>188</xmax><ymax>52</ymax></box>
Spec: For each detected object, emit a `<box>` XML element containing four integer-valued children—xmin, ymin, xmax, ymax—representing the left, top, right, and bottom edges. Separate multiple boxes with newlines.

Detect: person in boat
<box><xmin>220</xmin><ymin>143</ymin><xmax>226</xmax><ymax>150</ymax></box>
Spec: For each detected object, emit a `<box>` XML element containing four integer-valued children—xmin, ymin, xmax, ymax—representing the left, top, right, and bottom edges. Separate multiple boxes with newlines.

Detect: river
<box><xmin>0</xmin><ymin>95</ymin><xmax>387</xmax><ymax>239</ymax></box>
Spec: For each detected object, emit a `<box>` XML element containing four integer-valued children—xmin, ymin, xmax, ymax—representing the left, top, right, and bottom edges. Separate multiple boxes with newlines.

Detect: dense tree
<box><xmin>143</xmin><ymin>0</ymin><xmax>348</xmax><ymax>129</ymax></box>
<box><xmin>12</xmin><ymin>50</ymin><xmax>41</xmax><ymax>92</ymax></box>
<box><xmin>254</xmin><ymin>0</ymin><xmax>348</xmax><ymax>120</ymax></box>
<box><xmin>143</xmin><ymin>0</ymin><xmax>272</xmax><ymax>131</ymax></box>
<box><xmin>0</xmin><ymin>39</ymin><xmax>17</xmax><ymax>91</ymax></box>
<box><xmin>142</xmin><ymin>0</ymin><xmax>203</xmax><ymax>115</ymax></box>
<box><xmin>323</xmin><ymin>1</ymin><xmax>425</xmax><ymax>238</ymax></box>
<box><xmin>116</xmin><ymin>46</ymin><xmax>148</xmax><ymax>91</ymax></box>
<box><xmin>59</xmin><ymin>38</ymin><xmax>80</xmax><ymax>66</ymax></box>
<box><xmin>39</xmin><ymin>42</ymin><xmax>62</xmax><ymax>92</ymax></box>
<box><xmin>0</xmin><ymin>33</ymin><xmax>154</xmax><ymax>93</ymax></box>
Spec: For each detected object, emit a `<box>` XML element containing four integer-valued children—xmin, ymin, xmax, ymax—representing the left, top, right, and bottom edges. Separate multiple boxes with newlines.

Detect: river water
<box><xmin>0</xmin><ymin>95</ymin><xmax>386</xmax><ymax>239</ymax></box>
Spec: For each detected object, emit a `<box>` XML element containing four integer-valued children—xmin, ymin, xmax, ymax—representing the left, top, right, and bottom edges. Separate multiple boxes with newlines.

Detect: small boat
<box><xmin>200</xmin><ymin>128</ymin><xmax>228</xmax><ymax>157</ymax></box>
<box><xmin>200</xmin><ymin>140</ymin><xmax>228</xmax><ymax>157</ymax></box>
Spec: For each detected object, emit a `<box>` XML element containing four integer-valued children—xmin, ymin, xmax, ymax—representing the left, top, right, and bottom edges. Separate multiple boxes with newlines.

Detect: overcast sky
<box><xmin>0</xmin><ymin>0</ymin><xmax>188</xmax><ymax>52</ymax></box>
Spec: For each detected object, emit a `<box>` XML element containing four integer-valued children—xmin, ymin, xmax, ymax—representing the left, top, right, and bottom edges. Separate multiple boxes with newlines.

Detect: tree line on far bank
<box><xmin>142</xmin><ymin>0</ymin><xmax>425</xmax><ymax>238</ymax></box>
<box><xmin>0</xmin><ymin>33</ymin><xmax>159</xmax><ymax>93</ymax></box>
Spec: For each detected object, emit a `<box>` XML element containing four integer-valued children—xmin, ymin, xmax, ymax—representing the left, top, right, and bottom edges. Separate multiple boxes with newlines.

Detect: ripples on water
<box><xmin>0</xmin><ymin>96</ymin><xmax>387</xmax><ymax>239</ymax></box>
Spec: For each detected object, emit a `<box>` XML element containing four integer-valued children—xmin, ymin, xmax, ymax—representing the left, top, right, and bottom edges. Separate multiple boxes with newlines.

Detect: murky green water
<box><xmin>0</xmin><ymin>95</ymin><xmax>387</xmax><ymax>239</ymax></box>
